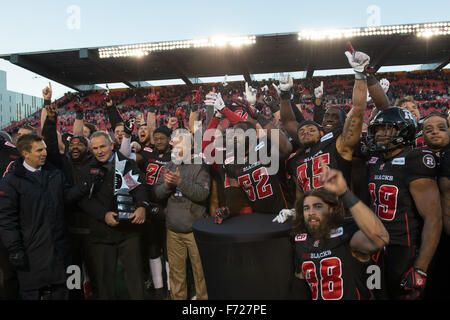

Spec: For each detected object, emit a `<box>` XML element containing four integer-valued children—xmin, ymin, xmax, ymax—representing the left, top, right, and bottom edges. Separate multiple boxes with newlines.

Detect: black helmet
<box><xmin>367</xmin><ymin>106</ymin><xmax>417</xmax><ymax>153</ymax></box>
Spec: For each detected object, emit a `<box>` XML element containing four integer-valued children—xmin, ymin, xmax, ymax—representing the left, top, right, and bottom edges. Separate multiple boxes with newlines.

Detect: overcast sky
<box><xmin>0</xmin><ymin>0</ymin><xmax>448</xmax><ymax>99</ymax></box>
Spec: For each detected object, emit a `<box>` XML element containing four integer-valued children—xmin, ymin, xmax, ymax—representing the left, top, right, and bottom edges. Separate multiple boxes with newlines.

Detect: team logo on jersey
<box><xmin>295</xmin><ymin>234</ymin><xmax>308</xmax><ymax>242</ymax></box>
<box><xmin>379</xmin><ymin>164</ymin><xmax>385</xmax><ymax>170</ymax></box>
<box><xmin>320</xmin><ymin>132</ymin><xmax>333</xmax><ymax>142</ymax></box>
<box><xmin>392</xmin><ymin>157</ymin><xmax>405</xmax><ymax>165</ymax></box>
<box><xmin>330</xmin><ymin>227</ymin><xmax>343</xmax><ymax>238</ymax></box>
<box><xmin>313</xmin><ymin>240</ymin><xmax>320</xmax><ymax>247</ymax></box>
<box><xmin>423</xmin><ymin>154</ymin><xmax>436</xmax><ymax>168</ymax></box>
<box><xmin>368</xmin><ymin>157</ymin><xmax>378</xmax><ymax>164</ymax></box>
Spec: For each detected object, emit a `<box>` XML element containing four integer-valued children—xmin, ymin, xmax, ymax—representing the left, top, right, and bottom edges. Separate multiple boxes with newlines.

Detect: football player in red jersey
<box><xmin>366</xmin><ymin>107</ymin><xmax>442</xmax><ymax>299</ymax></box>
<box><xmin>292</xmin><ymin>166</ymin><xmax>389</xmax><ymax>300</ymax></box>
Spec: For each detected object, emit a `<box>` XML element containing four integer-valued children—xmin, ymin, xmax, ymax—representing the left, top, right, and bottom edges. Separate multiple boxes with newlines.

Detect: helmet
<box><xmin>367</xmin><ymin>107</ymin><xmax>417</xmax><ymax>153</ymax></box>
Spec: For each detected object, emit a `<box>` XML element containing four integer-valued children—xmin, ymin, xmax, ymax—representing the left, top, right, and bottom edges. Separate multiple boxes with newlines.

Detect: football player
<box><xmin>293</xmin><ymin>166</ymin><xmax>389</xmax><ymax>300</ymax></box>
<box><xmin>366</xmin><ymin>106</ymin><xmax>442</xmax><ymax>299</ymax></box>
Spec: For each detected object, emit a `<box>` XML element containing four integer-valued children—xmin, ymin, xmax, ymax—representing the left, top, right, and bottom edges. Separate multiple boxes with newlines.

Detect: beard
<box><xmin>305</xmin><ymin>214</ymin><xmax>335</xmax><ymax>243</ymax></box>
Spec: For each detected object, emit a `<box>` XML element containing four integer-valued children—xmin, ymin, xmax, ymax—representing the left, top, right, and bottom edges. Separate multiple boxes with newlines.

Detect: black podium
<box><xmin>192</xmin><ymin>213</ymin><xmax>293</xmax><ymax>300</ymax></box>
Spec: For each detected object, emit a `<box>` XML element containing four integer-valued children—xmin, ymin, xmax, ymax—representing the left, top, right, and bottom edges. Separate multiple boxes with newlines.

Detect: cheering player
<box><xmin>293</xmin><ymin>166</ymin><xmax>389</xmax><ymax>300</ymax></box>
<box><xmin>366</xmin><ymin>107</ymin><xmax>442</xmax><ymax>299</ymax></box>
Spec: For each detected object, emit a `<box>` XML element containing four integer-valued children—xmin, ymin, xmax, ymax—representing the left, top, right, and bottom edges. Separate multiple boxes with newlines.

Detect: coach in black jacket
<box><xmin>77</xmin><ymin>131</ymin><xmax>149</xmax><ymax>300</ymax></box>
<box><xmin>0</xmin><ymin>134</ymin><xmax>81</xmax><ymax>300</ymax></box>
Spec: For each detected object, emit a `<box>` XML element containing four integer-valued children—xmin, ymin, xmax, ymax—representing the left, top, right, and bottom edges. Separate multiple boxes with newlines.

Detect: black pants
<box><xmin>141</xmin><ymin>218</ymin><xmax>167</xmax><ymax>260</ymax></box>
<box><xmin>90</xmin><ymin>235</ymin><xmax>145</xmax><ymax>300</ymax></box>
<box><xmin>69</xmin><ymin>232</ymin><xmax>98</xmax><ymax>300</ymax></box>
<box><xmin>383</xmin><ymin>244</ymin><xmax>418</xmax><ymax>300</ymax></box>
<box><xmin>21</xmin><ymin>284</ymin><xmax>68</xmax><ymax>300</ymax></box>
<box><xmin>0</xmin><ymin>240</ymin><xmax>19</xmax><ymax>300</ymax></box>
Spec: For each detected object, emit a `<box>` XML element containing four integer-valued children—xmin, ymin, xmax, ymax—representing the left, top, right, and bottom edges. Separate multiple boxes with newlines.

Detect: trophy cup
<box><xmin>114</xmin><ymin>153</ymin><xmax>141</xmax><ymax>220</ymax></box>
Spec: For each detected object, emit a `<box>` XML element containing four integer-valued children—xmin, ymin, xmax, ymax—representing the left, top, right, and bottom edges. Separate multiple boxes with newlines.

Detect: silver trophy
<box><xmin>114</xmin><ymin>153</ymin><xmax>141</xmax><ymax>220</ymax></box>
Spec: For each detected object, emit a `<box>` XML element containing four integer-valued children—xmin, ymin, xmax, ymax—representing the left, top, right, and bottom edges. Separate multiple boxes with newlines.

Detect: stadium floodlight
<box><xmin>297</xmin><ymin>21</ymin><xmax>450</xmax><ymax>41</ymax></box>
<box><xmin>98</xmin><ymin>35</ymin><xmax>256</xmax><ymax>58</ymax></box>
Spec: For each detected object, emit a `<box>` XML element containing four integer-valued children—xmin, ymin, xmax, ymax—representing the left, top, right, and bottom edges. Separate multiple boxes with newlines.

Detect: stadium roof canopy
<box><xmin>1</xmin><ymin>22</ymin><xmax>449</xmax><ymax>91</ymax></box>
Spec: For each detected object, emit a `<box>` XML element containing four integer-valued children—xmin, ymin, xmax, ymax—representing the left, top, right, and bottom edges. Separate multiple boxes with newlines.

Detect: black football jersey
<box><xmin>286</xmin><ymin>128</ymin><xmax>352</xmax><ymax>193</ymax></box>
<box><xmin>226</xmin><ymin>102</ymin><xmax>248</xmax><ymax>121</ymax></box>
<box><xmin>139</xmin><ymin>146</ymin><xmax>172</xmax><ymax>185</ymax></box>
<box><xmin>367</xmin><ymin>148</ymin><xmax>438</xmax><ymax>246</ymax></box>
<box><xmin>438</xmin><ymin>143</ymin><xmax>450</xmax><ymax>178</ymax></box>
<box><xmin>224</xmin><ymin>138</ymin><xmax>288</xmax><ymax>214</ymax></box>
<box><xmin>414</xmin><ymin>123</ymin><xmax>425</xmax><ymax>149</ymax></box>
<box><xmin>294</xmin><ymin>218</ymin><xmax>370</xmax><ymax>300</ymax></box>
<box><xmin>0</xmin><ymin>139</ymin><xmax>20</xmax><ymax>178</ymax></box>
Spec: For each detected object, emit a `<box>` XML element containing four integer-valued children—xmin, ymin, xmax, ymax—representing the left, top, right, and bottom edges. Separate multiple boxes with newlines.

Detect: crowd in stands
<box><xmin>2</xmin><ymin>70</ymin><xmax>448</xmax><ymax>136</ymax></box>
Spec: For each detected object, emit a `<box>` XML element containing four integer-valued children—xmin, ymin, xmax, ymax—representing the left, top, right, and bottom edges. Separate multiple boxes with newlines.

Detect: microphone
<box><xmin>88</xmin><ymin>167</ymin><xmax>105</xmax><ymax>199</ymax></box>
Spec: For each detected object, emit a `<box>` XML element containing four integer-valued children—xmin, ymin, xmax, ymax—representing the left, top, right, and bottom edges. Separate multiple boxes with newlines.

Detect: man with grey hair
<box><xmin>77</xmin><ymin>131</ymin><xmax>150</xmax><ymax>299</ymax></box>
<box><xmin>153</xmin><ymin>128</ymin><xmax>210</xmax><ymax>300</ymax></box>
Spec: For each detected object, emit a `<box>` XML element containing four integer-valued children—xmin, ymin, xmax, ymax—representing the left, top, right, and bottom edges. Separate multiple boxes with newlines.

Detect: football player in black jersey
<box><xmin>366</xmin><ymin>106</ymin><xmax>442</xmax><ymax>299</ymax></box>
<box><xmin>0</xmin><ymin>134</ymin><xmax>20</xmax><ymax>299</ymax></box>
<box><xmin>281</xmin><ymin>50</ymin><xmax>388</xmax><ymax>202</ymax></box>
<box><xmin>203</xmin><ymin>93</ymin><xmax>254</xmax><ymax>220</ymax></box>
<box><xmin>206</xmin><ymin>90</ymin><xmax>293</xmax><ymax>216</ymax></box>
<box><xmin>137</xmin><ymin>125</ymin><xmax>172</xmax><ymax>299</ymax></box>
<box><xmin>292</xmin><ymin>166</ymin><xmax>389</xmax><ymax>300</ymax></box>
<box><xmin>421</xmin><ymin>112</ymin><xmax>450</xmax><ymax>299</ymax></box>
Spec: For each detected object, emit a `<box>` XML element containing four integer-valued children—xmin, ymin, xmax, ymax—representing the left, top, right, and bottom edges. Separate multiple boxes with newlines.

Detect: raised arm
<box><xmin>336</xmin><ymin>51</ymin><xmax>370</xmax><ymax>161</ymax></box>
<box><xmin>147</xmin><ymin>106</ymin><xmax>157</xmax><ymax>145</ymax></box>
<box><xmin>279</xmin><ymin>77</ymin><xmax>300</xmax><ymax>143</ymax></box>
<box><xmin>320</xmin><ymin>166</ymin><xmax>389</xmax><ymax>255</ymax></box>
<box><xmin>72</xmin><ymin>104</ymin><xmax>84</xmax><ymax>136</ymax></box>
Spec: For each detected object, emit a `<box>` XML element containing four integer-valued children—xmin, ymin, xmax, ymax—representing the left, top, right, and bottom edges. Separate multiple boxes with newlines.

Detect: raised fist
<box><xmin>205</xmin><ymin>92</ymin><xmax>225</xmax><ymax>112</ymax></box>
<box><xmin>278</xmin><ymin>76</ymin><xmax>293</xmax><ymax>92</ymax></box>
<box><xmin>244</xmin><ymin>82</ymin><xmax>257</xmax><ymax>105</ymax></box>
<box><xmin>345</xmin><ymin>51</ymin><xmax>370</xmax><ymax>73</ymax></box>
<box><xmin>314</xmin><ymin>81</ymin><xmax>324</xmax><ymax>99</ymax></box>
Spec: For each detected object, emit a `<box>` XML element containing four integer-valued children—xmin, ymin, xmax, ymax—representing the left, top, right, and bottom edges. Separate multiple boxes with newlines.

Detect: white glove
<box><xmin>272</xmin><ymin>208</ymin><xmax>296</xmax><ymax>223</ymax></box>
<box><xmin>344</xmin><ymin>51</ymin><xmax>370</xmax><ymax>73</ymax></box>
<box><xmin>261</xmin><ymin>85</ymin><xmax>269</xmax><ymax>92</ymax></box>
<box><xmin>314</xmin><ymin>81</ymin><xmax>324</xmax><ymax>99</ymax></box>
<box><xmin>278</xmin><ymin>76</ymin><xmax>293</xmax><ymax>92</ymax></box>
<box><xmin>205</xmin><ymin>92</ymin><xmax>225</xmax><ymax>112</ymax></box>
<box><xmin>380</xmin><ymin>78</ymin><xmax>390</xmax><ymax>93</ymax></box>
<box><xmin>244</xmin><ymin>82</ymin><xmax>257</xmax><ymax>105</ymax></box>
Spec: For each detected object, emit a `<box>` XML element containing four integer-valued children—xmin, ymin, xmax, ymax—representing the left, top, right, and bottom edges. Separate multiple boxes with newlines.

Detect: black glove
<box><xmin>9</xmin><ymin>250</ymin><xmax>28</xmax><ymax>271</ymax></box>
<box><xmin>191</xmin><ymin>104</ymin><xmax>199</xmax><ymax>112</ymax></box>
<box><xmin>88</xmin><ymin>167</ymin><xmax>106</xmax><ymax>199</ymax></box>
<box><xmin>124</xmin><ymin>117</ymin><xmax>136</xmax><ymax>135</ymax></box>
<box><xmin>214</xmin><ymin>206</ymin><xmax>231</xmax><ymax>224</ymax></box>
<box><xmin>400</xmin><ymin>266</ymin><xmax>427</xmax><ymax>300</ymax></box>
